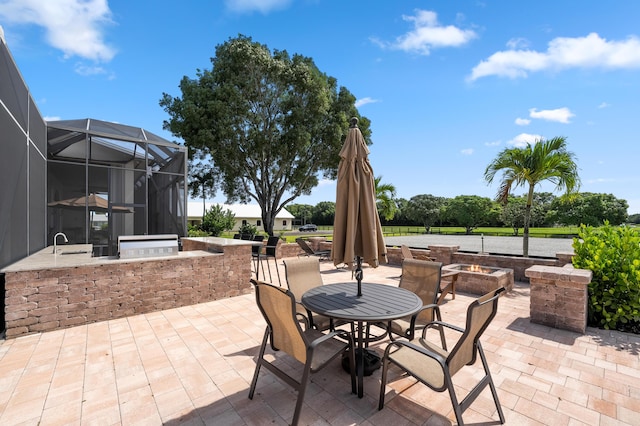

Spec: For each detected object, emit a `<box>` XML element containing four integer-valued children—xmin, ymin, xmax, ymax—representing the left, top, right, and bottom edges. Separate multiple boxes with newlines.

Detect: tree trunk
<box><xmin>523</xmin><ymin>185</ymin><xmax>535</xmax><ymax>257</ymax></box>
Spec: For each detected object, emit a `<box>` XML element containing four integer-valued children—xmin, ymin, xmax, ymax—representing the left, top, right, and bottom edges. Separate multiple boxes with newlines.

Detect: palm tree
<box><xmin>484</xmin><ymin>137</ymin><xmax>580</xmax><ymax>256</ymax></box>
<box><xmin>374</xmin><ymin>176</ymin><xmax>398</xmax><ymax>221</ymax></box>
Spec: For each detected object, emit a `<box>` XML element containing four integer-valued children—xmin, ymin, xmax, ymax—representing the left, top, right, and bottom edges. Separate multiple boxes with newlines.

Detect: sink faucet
<box><xmin>53</xmin><ymin>232</ymin><xmax>68</xmax><ymax>254</ymax></box>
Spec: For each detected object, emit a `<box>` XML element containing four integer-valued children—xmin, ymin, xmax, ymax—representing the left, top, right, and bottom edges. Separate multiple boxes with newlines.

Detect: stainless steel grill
<box><xmin>117</xmin><ymin>234</ymin><xmax>179</xmax><ymax>259</ymax></box>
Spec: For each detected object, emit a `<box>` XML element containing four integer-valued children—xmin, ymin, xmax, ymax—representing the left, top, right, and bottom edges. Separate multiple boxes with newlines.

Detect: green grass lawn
<box><xmin>220</xmin><ymin>225</ymin><xmax>579</xmax><ymax>242</ymax></box>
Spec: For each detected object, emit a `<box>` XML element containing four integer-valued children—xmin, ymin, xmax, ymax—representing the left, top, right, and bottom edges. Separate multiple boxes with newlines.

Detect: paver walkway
<box><xmin>1</xmin><ymin>261</ymin><xmax>639</xmax><ymax>425</ymax></box>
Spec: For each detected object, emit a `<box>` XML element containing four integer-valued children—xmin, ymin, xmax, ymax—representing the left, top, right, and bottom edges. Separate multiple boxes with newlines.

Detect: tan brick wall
<box><xmin>4</xmin><ymin>251</ymin><xmax>252</xmax><ymax>338</ymax></box>
<box><xmin>525</xmin><ymin>265</ymin><xmax>592</xmax><ymax>334</ymax></box>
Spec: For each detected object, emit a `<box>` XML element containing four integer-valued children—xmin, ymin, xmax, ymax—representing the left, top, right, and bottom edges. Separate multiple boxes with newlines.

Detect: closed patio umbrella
<box><xmin>332</xmin><ymin>117</ymin><xmax>386</xmax><ymax>296</ymax></box>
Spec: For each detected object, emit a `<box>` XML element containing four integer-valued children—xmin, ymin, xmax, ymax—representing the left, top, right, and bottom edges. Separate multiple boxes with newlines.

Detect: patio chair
<box><xmin>255</xmin><ymin>236</ymin><xmax>282</xmax><ymax>285</ymax></box>
<box><xmin>401</xmin><ymin>245</ymin><xmax>457</xmax><ymax>303</ymax></box>
<box><xmin>438</xmin><ymin>269</ymin><xmax>459</xmax><ymax>304</ymax></box>
<box><xmin>249</xmin><ymin>279</ymin><xmax>356</xmax><ymax>426</ymax></box>
<box><xmin>400</xmin><ymin>244</ymin><xmax>414</xmax><ymax>261</ymax></box>
<box><xmin>386</xmin><ymin>259</ymin><xmax>446</xmax><ymax>343</ymax></box>
<box><xmin>378</xmin><ymin>287</ymin><xmax>506</xmax><ymax>426</ymax></box>
<box><xmin>251</xmin><ymin>235</ymin><xmax>265</xmax><ymax>278</ymax></box>
<box><xmin>296</xmin><ymin>237</ymin><xmax>331</xmax><ymax>260</ymax></box>
<box><xmin>283</xmin><ymin>257</ymin><xmax>347</xmax><ymax>331</ymax></box>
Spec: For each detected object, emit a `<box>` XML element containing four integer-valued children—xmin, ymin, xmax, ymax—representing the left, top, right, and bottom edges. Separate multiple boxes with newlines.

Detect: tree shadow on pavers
<box><xmin>506</xmin><ymin>316</ymin><xmax>640</xmax><ymax>355</ymax></box>
<box><xmin>585</xmin><ymin>326</ymin><xmax>640</xmax><ymax>356</ymax></box>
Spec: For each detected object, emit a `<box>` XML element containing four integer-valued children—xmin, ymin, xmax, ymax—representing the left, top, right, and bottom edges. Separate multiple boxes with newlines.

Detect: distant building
<box><xmin>188</xmin><ymin>203</ymin><xmax>295</xmax><ymax>232</ymax></box>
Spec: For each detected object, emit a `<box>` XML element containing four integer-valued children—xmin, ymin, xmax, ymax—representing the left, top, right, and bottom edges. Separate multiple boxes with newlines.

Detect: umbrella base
<box><xmin>341</xmin><ymin>348</ymin><xmax>381</xmax><ymax>376</ymax></box>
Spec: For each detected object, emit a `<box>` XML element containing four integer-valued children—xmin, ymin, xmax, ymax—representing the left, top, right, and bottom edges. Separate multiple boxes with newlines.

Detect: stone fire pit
<box><xmin>442</xmin><ymin>263</ymin><xmax>513</xmax><ymax>295</ymax></box>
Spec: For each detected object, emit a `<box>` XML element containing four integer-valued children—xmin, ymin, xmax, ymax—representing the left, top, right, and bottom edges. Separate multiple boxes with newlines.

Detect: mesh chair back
<box><xmin>265</xmin><ymin>236</ymin><xmax>280</xmax><ymax>256</ymax></box>
<box><xmin>447</xmin><ymin>287</ymin><xmax>504</xmax><ymax>375</ymax></box>
<box><xmin>252</xmin><ymin>235</ymin><xmax>264</xmax><ymax>255</ymax></box>
<box><xmin>283</xmin><ymin>257</ymin><xmax>323</xmax><ymax>298</ymax></box>
<box><xmin>295</xmin><ymin>238</ymin><xmax>316</xmax><ymax>256</ymax></box>
<box><xmin>253</xmin><ymin>280</ymin><xmax>308</xmax><ymax>364</ymax></box>
<box><xmin>399</xmin><ymin>259</ymin><xmax>441</xmax><ymax>323</ymax></box>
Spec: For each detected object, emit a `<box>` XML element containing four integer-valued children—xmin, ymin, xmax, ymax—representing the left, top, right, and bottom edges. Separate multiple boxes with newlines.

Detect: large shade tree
<box><xmin>160</xmin><ymin>35</ymin><xmax>370</xmax><ymax>235</ymax></box>
<box><xmin>404</xmin><ymin>194</ymin><xmax>446</xmax><ymax>232</ymax></box>
<box><xmin>484</xmin><ymin>137</ymin><xmax>580</xmax><ymax>256</ymax></box>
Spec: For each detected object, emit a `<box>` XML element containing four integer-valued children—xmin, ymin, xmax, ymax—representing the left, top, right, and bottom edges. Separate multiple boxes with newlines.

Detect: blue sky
<box><xmin>2</xmin><ymin>0</ymin><xmax>640</xmax><ymax>214</ymax></box>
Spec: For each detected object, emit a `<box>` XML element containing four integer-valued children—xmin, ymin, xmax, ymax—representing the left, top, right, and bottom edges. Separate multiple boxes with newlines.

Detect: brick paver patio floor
<box><xmin>1</xmin><ymin>261</ymin><xmax>639</xmax><ymax>425</ymax></box>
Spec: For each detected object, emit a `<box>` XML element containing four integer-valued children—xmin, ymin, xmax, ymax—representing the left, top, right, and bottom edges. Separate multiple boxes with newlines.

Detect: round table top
<box><xmin>301</xmin><ymin>282</ymin><xmax>423</xmax><ymax>322</ymax></box>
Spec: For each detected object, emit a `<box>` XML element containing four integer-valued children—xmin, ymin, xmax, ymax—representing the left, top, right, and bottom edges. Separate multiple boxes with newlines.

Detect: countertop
<box><xmin>181</xmin><ymin>237</ymin><xmax>259</xmax><ymax>247</ymax></box>
<box><xmin>1</xmin><ymin>244</ymin><xmax>218</xmax><ymax>273</ymax></box>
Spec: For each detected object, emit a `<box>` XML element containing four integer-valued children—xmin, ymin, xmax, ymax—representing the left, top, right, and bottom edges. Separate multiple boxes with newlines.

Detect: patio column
<box><xmin>525</xmin><ymin>264</ymin><xmax>592</xmax><ymax>334</ymax></box>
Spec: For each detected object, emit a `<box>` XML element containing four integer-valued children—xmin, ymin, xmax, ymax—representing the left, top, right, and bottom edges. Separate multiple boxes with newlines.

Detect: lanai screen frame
<box><xmin>46</xmin><ymin>118</ymin><xmax>187</xmax><ymax>255</ymax></box>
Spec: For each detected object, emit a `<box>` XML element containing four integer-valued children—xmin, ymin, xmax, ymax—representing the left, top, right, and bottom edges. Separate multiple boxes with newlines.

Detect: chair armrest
<box><xmin>407</xmin><ymin>303</ymin><xmax>441</xmax><ymax>328</ymax></box>
<box><xmin>296</xmin><ymin>312</ymin><xmax>310</xmax><ymax>330</ymax></box>
<box><xmin>309</xmin><ymin>328</ymin><xmax>354</xmax><ymax>349</ymax></box>
<box><xmin>441</xmin><ymin>270</ymin><xmax>459</xmax><ymax>280</ymax></box>
<box><xmin>421</xmin><ymin>320</ymin><xmax>464</xmax><ymax>339</ymax></box>
<box><xmin>383</xmin><ymin>339</ymin><xmax>447</xmax><ymax>368</ymax></box>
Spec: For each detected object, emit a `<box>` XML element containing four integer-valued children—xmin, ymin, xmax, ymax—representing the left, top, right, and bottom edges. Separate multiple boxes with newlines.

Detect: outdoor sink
<box><xmin>60</xmin><ymin>250</ymin><xmax>90</xmax><ymax>255</ymax></box>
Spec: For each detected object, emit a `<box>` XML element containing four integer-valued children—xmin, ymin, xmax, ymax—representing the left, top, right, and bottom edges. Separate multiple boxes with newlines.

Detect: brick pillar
<box><xmin>556</xmin><ymin>251</ymin><xmax>574</xmax><ymax>266</ymax></box>
<box><xmin>427</xmin><ymin>245</ymin><xmax>459</xmax><ymax>265</ymax></box>
<box><xmin>525</xmin><ymin>264</ymin><xmax>592</xmax><ymax>334</ymax></box>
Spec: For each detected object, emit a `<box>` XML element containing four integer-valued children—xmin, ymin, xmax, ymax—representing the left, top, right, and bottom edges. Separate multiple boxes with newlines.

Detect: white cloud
<box><xmin>0</xmin><ymin>0</ymin><xmax>116</xmax><ymax>62</ymax></box>
<box><xmin>74</xmin><ymin>63</ymin><xmax>107</xmax><ymax>76</ymax></box>
<box><xmin>373</xmin><ymin>9</ymin><xmax>477</xmax><ymax>55</ymax></box>
<box><xmin>468</xmin><ymin>32</ymin><xmax>640</xmax><ymax>81</ymax></box>
<box><xmin>598</xmin><ymin>102</ymin><xmax>611</xmax><ymax>109</ymax></box>
<box><xmin>43</xmin><ymin>115</ymin><xmax>61</xmax><ymax>121</ymax></box>
<box><xmin>529</xmin><ymin>107</ymin><xmax>574</xmax><ymax>123</ymax></box>
<box><xmin>485</xmin><ymin>140</ymin><xmax>501</xmax><ymax>147</ymax></box>
<box><xmin>506</xmin><ymin>37</ymin><xmax>529</xmax><ymax>50</ymax></box>
<box><xmin>355</xmin><ymin>97</ymin><xmax>380</xmax><ymax>107</ymax></box>
<box><xmin>515</xmin><ymin>117</ymin><xmax>530</xmax><ymax>126</ymax></box>
<box><xmin>461</xmin><ymin>148</ymin><xmax>474</xmax><ymax>155</ymax></box>
<box><xmin>225</xmin><ymin>0</ymin><xmax>291</xmax><ymax>14</ymax></box>
<box><xmin>507</xmin><ymin>133</ymin><xmax>544</xmax><ymax>148</ymax></box>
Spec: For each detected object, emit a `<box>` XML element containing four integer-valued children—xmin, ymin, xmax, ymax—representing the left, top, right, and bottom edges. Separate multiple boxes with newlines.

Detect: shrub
<box><xmin>187</xmin><ymin>226</ymin><xmax>210</xmax><ymax>237</ymax></box>
<box><xmin>238</xmin><ymin>223</ymin><xmax>258</xmax><ymax>238</ymax></box>
<box><xmin>200</xmin><ymin>205</ymin><xmax>236</xmax><ymax>236</ymax></box>
<box><xmin>572</xmin><ymin>223</ymin><xmax>640</xmax><ymax>331</ymax></box>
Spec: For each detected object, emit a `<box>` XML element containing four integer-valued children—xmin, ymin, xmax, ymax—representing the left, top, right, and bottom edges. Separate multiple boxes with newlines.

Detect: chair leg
<box><xmin>478</xmin><ymin>343</ymin><xmax>505</xmax><ymax>424</ymax></box>
<box><xmin>378</xmin><ymin>350</ymin><xmax>390</xmax><ymax>410</ymax></box>
<box><xmin>446</xmin><ymin>372</ymin><xmax>465</xmax><ymax>426</ymax></box>
<box><xmin>272</xmin><ymin>257</ymin><xmax>282</xmax><ymax>286</ymax></box>
<box><xmin>249</xmin><ymin>328</ymin><xmax>269</xmax><ymax>399</ymax></box>
<box><xmin>292</xmin><ymin>362</ymin><xmax>313</xmax><ymax>426</ymax></box>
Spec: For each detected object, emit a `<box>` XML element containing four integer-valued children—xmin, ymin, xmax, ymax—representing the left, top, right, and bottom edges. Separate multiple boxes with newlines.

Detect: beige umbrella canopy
<box><xmin>48</xmin><ymin>193</ymin><xmax>133</xmax><ymax>231</ymax></box>
<box><xmin>331</xmin><ymin>117</ymin><xmax>386</xmax><ymax>296</ymax></box>
<box><xmin>48</xmin><ymin>193</ymin><xmax>132</xmax><ymax>213</ymax></box>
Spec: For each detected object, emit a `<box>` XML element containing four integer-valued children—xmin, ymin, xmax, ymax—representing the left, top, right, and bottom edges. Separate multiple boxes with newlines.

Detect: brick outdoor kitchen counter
<box><xmin>1</xmin><ymin>238</ymin><xmax>254</xmax><ymax>338</ymax></box>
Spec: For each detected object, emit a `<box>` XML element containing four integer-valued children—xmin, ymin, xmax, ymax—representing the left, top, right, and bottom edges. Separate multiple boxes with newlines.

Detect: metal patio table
<box><xmin>301</xmin><ymin>282</ymin><xmax>422</xmax><ymax>398</ymax></box>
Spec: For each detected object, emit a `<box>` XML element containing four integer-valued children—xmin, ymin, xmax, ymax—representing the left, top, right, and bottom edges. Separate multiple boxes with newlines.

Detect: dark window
<box><xmin>257</xmin><ymin>220</ymin><xmax>261</xmax><ymax>226</ymax></box>
<box><xmin>283</xmin><ymin>220</ymin><xmax>287</xmax><ymax>226</ymax></box>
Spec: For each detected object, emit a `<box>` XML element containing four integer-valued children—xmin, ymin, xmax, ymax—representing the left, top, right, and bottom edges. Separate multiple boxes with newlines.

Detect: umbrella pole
<box><xmin>355</xmin><ymin>256</ymin><xmax>363</xmax><ymax>297</ymax></box>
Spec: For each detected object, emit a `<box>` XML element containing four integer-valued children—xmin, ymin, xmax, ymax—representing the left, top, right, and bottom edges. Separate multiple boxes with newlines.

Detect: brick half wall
<box><xmin>4</xmin><ymin>252</ymin><xmax>252</xmax><ymax>338</ymax></box>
